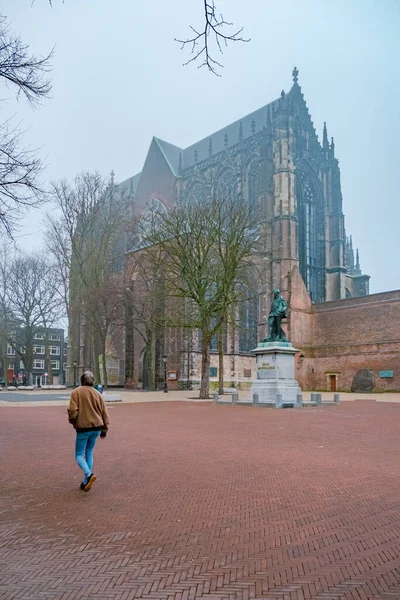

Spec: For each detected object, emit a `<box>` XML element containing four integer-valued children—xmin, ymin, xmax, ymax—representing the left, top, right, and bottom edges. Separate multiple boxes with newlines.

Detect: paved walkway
<box><xmin>1</xmin><ymin>400</ymin><xmax>399</xmax><ymax>599</ymax></box>
<box><xmin>1</xmin><ymin>388</ymin><xmax>400</xmax><ymax>407</ymax></box>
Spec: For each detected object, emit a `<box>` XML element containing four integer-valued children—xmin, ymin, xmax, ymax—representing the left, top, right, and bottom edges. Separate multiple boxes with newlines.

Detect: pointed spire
<box><xmin>224</xmin><ymin>133</ymin><xmax>228</xmax><ymax>147</ymax></box>
<box><xmin>350</xmin><ymin>235</ymin><xmax>353</xmax><ymax>249</ymax></box>
<box><xmin>193</xmin><ymin>149</ymin><xmax>198</xmax><ymax>163</ymax></box>
<box><xmin>292</xmin><ymin>66</ymin><xmax>299</xmax><ymax>84</ymax></box>
<box><xmin>355</xmin><ymin>249</ymin><xmax>361</xmax><ymax>274</ymax></box>
<box><xmin>178</xmin><ymin>152</ymin><xmax>183</xmax><ymax>174</ymax></box>
<box><xmin>281</xmin><ymin>89</ymin><xmax>285</xmax><ymax>99</ymax></box>
<box><xmin>239</xmin><ymin>121</ymin><xmax>243</xmax><ymax>142</ymax></box>
<box><xmin>208</xmin><ymin>137</ymin><xmax>213</xmax><ymax>157</ymax></box>
<box><xmin>251</xmin><ymin>119</ymin><xmax>256</xmax><ymax>134</ymax></box>
<box><xmin>323</xmin><ymin>122</ymin><xmax>329</xmax><ymax>151</ymax></box>
<box><xmin>110</xmin><ymin>169</ymin><xmax>115</xmax><ymax>186</ymax></box>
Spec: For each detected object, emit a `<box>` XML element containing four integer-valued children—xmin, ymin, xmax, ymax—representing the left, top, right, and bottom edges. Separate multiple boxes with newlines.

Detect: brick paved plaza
<box><xmin>1</xmin><ymin>400</ymin><xmax>400</xmax><ymax>600</ymax></box>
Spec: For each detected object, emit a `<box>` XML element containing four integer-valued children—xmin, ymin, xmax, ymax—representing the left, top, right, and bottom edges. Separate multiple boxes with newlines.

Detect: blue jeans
<box><xmin>75</xmin><ymin>430</ymin><xmax>101</xmax><ymax>481</ymax></box>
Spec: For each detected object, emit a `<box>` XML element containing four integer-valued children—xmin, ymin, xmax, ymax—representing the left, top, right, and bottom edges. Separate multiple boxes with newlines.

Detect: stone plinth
<box><xmin>249</xmin><ymin>341</ymin><xmax>301</xmax><ymax>406</ymax></box>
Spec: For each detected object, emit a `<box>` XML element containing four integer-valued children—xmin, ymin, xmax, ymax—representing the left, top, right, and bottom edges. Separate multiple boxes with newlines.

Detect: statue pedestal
<box><xmin>249</xmin><ymin>341</ymin><xmax>301</xmax><ymax>406</ymax></box>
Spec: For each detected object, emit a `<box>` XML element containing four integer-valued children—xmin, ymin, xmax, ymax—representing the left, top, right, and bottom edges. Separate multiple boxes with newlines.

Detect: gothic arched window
<box><xmin>247</xmin><ymin>161</ymin><xmax>259</xmax><ymax>217</ymax></box>
<box><xmin>139</xmin><ymin>198</ymin><xmax>167</xmax><ymax>238</ymax></box>
<box><xmin>215</xmin><ymin>168</ymin><xmax>237</xmax><ymax>202</ymax></box>
<box><xmin>239</xmin><ymin>295</ymin><xmax>258</xmax><ymax>352</ymax></box>
<box><xmin>297</xmin><ymin>181</ymin><xmax>325</xmax><ymax>302</ymax></box>
<box><xmin>185</xmin><ymin>181</ymin><xmax>207</xmax><ymax>206</ymax></box>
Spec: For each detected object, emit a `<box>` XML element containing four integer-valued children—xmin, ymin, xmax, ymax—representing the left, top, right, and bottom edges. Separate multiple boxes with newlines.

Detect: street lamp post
<box><xmin>162</xmin><ymin>354</ymin><xmax>168</xmax><ymax>393</ymax></box>
<box><xmin>73</xmin><ymin>360</ymin><xmax>78</xmax><ymax>388</ymax></box>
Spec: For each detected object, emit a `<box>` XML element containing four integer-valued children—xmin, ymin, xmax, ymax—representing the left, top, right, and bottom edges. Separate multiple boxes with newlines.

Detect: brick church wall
<box><xmin>295</xmin><ymin>290</ymin><xmax>400</xmax><ymax>392</ymax></box>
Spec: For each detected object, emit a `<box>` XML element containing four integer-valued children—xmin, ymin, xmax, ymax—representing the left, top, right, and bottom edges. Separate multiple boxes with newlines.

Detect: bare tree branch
<box><xmin>0</xmin><ymin>14</ymin><xmax>52</xmax><ymax>237</ymax></box>
<box><xmin>0</xmin><ymin>16</ymin><xmax>52</xmax><ymax>106</ymax></box>
<box><xmin>175</xmin><ymin>0</ymin><xmax>250</xmax><ymax>76</ymax></box>
<box><xmin>0</xmin><ymin>118</ymin><xmax>46</xmax><ymax>236</ymax></box>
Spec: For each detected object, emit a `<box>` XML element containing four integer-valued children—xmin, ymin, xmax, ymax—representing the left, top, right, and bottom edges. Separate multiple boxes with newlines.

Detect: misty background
<box><xmin>3</xmin><ymin>0</ymin><xmax>400</xmax><ymax>293</ymax></box>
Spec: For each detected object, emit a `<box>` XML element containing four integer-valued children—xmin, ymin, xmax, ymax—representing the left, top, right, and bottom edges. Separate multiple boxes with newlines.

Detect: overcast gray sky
<box><xmin>4</xmin><ymin>0</ymin><xmax>400</xmax><ymax>293</ymax></box>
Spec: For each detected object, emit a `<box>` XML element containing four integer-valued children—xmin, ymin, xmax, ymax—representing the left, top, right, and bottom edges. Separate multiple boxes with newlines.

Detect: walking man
<box><xmin>67</xmin><ymin>371</ymin><xmax>109</xmax><ymax>491</ymax></box>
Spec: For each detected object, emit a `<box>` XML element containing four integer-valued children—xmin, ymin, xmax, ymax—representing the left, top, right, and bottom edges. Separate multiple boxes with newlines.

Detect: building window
<box><xmin>50</xmin><ymin>346</ymin><xmax>60</xmax><ymax>355</ymax></box>
<box><xmin>215</xmin><ymin>168</ymin><xmax>237</xmax><ymax>202</ymax></box>
<box><xmin>34</xmin><ymin>333</ymin><xmax>45</xmax><ymax>340</ymax></box>
<box><xmin>8</xmin><ymin>362</ymin><xmax>14</xmax><ymax>370</ymax></box>
<box><xmin>49</xmin><ymin>334</ymin><xmax>60</xmax><ymax>341</ymax></box>
<box><xmin>63</xmin><ymin>362</ymin><xmax>67</xmax><ymax>370</ymax></box>
<box><xmin>34</xmin><ymin>345</ymin><xmax>45</xmax><ymax>355</ymax></box>
<box><xmin>51</xmin><ymin>360</ymin><xmax>60</xmax><ymax>370</ymax></box>
<box><xmin>244</xmin><ymin>368</ymin><xmax>252</xmax><ymax>378</ymax></box>
<box><xmin>64</xmin><ymin>347</ymin><xmax>68</xmax><ymax>356</ymax></box>
<box><xmin>7</xmin><ymin>344</ymin><xmax>15</xmax><ymax>356</ymax></box>
<box><xmin>33</xmin><ymin>359</ymin><xmax>45</xmax><ymax>370</ymax></box>
<box><xmin>186</xmin><ymin>181</ymin><xmax>207</xmax><ymax>206</ymax></box>
<box><xmin>239</xmin><ymin>296</ymin><xmax>258</xmax><ymax>352</ymax></box>
<box><xmin>19</xmin><ymin>360</ymin><xmax>24</xmax><ymax>369</ymax></box>
<box><xmin>298</xmin><ymin>181</ymin><xmax>325</xmax><ymax>303</ymax></box>
<box><xmin>209</xmin><ymin>367</ymin><xmax>218</xmax><ymax>377</ymax></box>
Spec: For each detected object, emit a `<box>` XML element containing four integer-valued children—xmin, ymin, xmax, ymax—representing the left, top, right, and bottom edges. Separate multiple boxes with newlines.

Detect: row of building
<box><xmin>1</xmin><ymin>328</ymin><xmax>67</xmax><ymax>386</ymax></box>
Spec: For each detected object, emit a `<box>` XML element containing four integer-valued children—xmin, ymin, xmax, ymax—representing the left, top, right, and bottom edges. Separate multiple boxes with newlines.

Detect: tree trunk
<box><xmin>218</xmin><ymin>325</ymin><xmax>224</xmax><ymax>395</ymax></box>
<box><xmin>93</xmin><ymin>339</ymin><xmax>101</xmax><ymax>384</ymax></box>
<box><xmin>45</xmin><ymin>344</ymin><xmax>53</xmax><ymax>385</ymax></box>
<box><xmin>145</xmin><ymin>334</ymin><xmax>154</xmax><ymax>391</ymax></box>
<box><xmin>24</xmin><ymin>352</ymin><xmax>33</xmax><ymax>386</ymax></box>
<box><xmin>67</xmin><ymin>326</ymin><xmax>74</xmax><ymax>386</ymax></box>
<box><xmin>199</xmin><ymin>329</ymin><xmax>211</xmax><ymax>399</ymax></box>
<box><xmin>92</xmin><ymin>325</ymin><xmax>101</xmax><ymax>384</ymax></box>
<box><xmin>2</xmin><ymin>349</ymin><xmax>8</xmax><ymax>385</ymax></box>
<box><xmin>101</xmin><ymin>337</ymin><xmax>108</xmax><ymax>389</ymax></box>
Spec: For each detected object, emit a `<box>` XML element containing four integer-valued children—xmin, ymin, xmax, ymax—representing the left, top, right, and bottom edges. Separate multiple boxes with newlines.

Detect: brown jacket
<box><xmin>67</xmin><ymin>386</ymin><xmax>109</xmax><ymax>433</ymax></box>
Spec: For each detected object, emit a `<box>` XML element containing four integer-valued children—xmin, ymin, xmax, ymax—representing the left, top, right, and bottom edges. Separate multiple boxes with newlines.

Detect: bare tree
<box><xmin>0</xmin><ymin>15</ymin><xmax>52</xmax><ymax>236</ymax></box>
<box><xmin>175</xmin><ymin>0</ymin><xmax>250</xmax><ymax>75</ymax></box>
<box><xmin>125</xmin><ymin>241</ymin><xmax>173</xmax><ymax>390</ymax></box>
<box><xmin>45</xmin><ymin>172</ymin><xmax>107</xmax><ymax>382</ymax></box>
<box><xmin>5</xmin><ymin>252</ymin><xmax>63</xmax><ymax>385</ymax></box>
<box><xmin>46</xmin><ymin>172</ymin><xmax>130</xmax><ymax>387</ymax></box>
<box><xmin>143</xmin><ymin>196</ymin><xmax>261</xmax><ymax>399</ymax></box>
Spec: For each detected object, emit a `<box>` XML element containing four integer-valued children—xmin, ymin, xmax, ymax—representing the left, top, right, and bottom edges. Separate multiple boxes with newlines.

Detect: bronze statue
<box><xmin>265</xmin><ymin>289</ymin><xmax>288</xmax><ymax>342</ymax></box>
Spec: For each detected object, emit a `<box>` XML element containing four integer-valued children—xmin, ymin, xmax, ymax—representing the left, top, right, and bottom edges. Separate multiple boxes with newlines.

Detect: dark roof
<box><xmin>118</xmin><ymin>171</ymin><xmax>142</xmax><ymax>197</ymax></box>
<box><xmin>154</xmin><ymin>137</ymin><xmax>182</xmax><ymax>175</ymax></box>
<box><xmin>126</xmin><ymin>95</ymin><xmax>284</xmax><ymax>184</ymax></box>
<box><xmin>182</xmin><ymin>98</ymin><xmax>279</xmax><ymax>169</ymax></box>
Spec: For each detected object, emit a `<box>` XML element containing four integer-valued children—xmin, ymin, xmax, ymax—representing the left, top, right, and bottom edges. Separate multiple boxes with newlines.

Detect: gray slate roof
<box><xmin>118</xmin><ymin>171</ymin><xmax>142</xmax><ymax>198</ymax></box>
<box><xmin>122</xmin><ymin>96</ymin><xmax>281</xmax><ymax>192</ymax></box>
<box><xmin>182</xmin><ymin>98</ymin><xmax>279</xmax><ymax>169</ymax></box>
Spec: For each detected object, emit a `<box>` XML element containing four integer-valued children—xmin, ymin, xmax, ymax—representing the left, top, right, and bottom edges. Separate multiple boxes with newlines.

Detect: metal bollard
<box><xmin>232</xmin><ymin>392</ymin><xmax>239</xmax><ymax>404</ymax></box>
<box><xmin>296</xmin><ymin>394</ymin><xmax>303</xmax><ymax>407</ymax></box>
<box><xmin>252</xmin><ymin>393</ymin><xmax>259</xmax><ymax>406</ymax></box>
<box><xmin>212</xmin><ymin>392</ymin><xmax>219</xmax><ymax>403</ymax></box>
<box><xmin>275</xmin><ymin>393</ymin><xmax>283</xmax><ymax>408</ymax></box>
<box><xmin>334</xmin><ymin>393</ymin><xmax>340</xmax><ymax>404</ymax></box>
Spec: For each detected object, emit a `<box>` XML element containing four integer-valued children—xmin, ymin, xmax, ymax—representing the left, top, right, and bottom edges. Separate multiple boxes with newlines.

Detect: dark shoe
<box><xmin>84</xmin><ymin>474</ymin><xmax>96</xmax><ymax>492</ymax></box>
<box><xmin>80</xmin><ymin>482</ymin><xmax>85</xmax><ymax>490</ymax></box>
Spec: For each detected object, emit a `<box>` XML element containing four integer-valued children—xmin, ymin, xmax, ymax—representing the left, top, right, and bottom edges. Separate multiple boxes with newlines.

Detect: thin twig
<box><xmin>175</xmin><ymin>0</ymin><xmax>250</xmax><ymax>76</ymax></box>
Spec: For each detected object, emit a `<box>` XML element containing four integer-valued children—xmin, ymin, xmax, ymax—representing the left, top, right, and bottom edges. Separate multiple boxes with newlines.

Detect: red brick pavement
<box><xmin>0</xmin><ymin>401</ymin><xmax>400</xmax><ymax>600</ymax></box>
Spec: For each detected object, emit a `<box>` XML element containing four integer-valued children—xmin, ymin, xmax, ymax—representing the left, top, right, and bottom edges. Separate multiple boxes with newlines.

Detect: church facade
<box><xmin>118</xmin><ymin>68</ymin><xmax>381</xmax><ymax>392</ymax></box>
